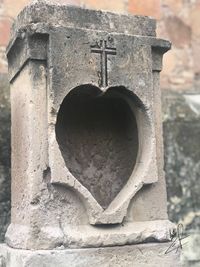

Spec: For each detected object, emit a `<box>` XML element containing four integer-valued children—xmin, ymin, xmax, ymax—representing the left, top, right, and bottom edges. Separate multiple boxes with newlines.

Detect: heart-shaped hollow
<box><xmin>55</xmin><ymin>85</ymin><xmax>139</xmax><ymax>209</ymax></box>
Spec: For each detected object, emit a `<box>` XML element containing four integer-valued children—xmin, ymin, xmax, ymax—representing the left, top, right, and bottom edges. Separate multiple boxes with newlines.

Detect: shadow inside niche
<box><xmin>55</xmin><ymin>85</ymin><xmax>139</xmax><ymax>209</ymax></box>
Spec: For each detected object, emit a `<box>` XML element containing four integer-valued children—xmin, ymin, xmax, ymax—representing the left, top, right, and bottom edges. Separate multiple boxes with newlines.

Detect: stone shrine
<box><xmin>0</xmin><ymin>1</ymin><xmax>181</xmax><ymax>266</ymax></box>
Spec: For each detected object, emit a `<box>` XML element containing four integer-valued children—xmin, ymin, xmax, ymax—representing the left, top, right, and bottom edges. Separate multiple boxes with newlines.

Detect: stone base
<box><xmin>0</xmin><ymin>243</ymin><xmax>181</xmax><ymax>267</ymax></box>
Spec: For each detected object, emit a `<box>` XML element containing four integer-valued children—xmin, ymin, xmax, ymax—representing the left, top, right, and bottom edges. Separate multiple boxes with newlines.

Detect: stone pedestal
<box><xmin>0</xmin><ymin>243</ymin><xmax>181</xmax><ymax>267</ymax></box>
<box><xmin>1</xmin><ymin>1</ymin><xmax>181</xmax><ymax>266</ymax></box>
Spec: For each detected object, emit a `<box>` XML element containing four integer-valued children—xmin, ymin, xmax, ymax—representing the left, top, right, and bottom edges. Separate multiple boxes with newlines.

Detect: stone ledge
<box><xmin>10</xmin><ymin>1</ymin><xmax>156</xmax><ymax>39</ymax></box>
<box><xmin>6</xmin><ymin>220</ymin><xmax>175</xmax><ymax>249</ymax></box>
<box><xmin>0</xmin><ymin>242</ymin><xmax>181</xmax><ymax>267</ymax></box>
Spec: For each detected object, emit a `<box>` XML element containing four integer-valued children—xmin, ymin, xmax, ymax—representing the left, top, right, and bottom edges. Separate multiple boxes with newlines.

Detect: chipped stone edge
<box><xmin>5</xmin><ymin>220</ymin><xmax>175</xmax><ymax>249</ymax></box>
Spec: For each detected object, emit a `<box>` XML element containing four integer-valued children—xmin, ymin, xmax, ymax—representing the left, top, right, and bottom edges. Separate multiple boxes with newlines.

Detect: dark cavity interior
<box><xmin>56</xmin><ymin>85</ymin><xmax>139</xmax><ymax>209</ymax></box>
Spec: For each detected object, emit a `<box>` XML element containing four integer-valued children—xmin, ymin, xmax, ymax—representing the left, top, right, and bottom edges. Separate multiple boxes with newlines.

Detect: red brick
<box><xmin>164</xmin><ymin>16</ymin><xmax>191</xmax><ymax>48</ymax></box>
<box><xmin>192</xmin><ymin>41</ymin><xmax>200</xmax><ymax>74</ymax></box>
<box><xmin>191</xmin><ymin>3</ymin><xmax>200</xmax><ymax>74</ymax></box>
<box><xmin>191</xmin><ymin>3</ymin><xmax>200</xmax><ymax>37</ymax></box>
<box><xmin>4</xmin><ymin>0</ymin><xmax>28</xmax><ymax>18</ymax></box>
<box><xmin>162</xmin><ymin>0</ymin><xmax>183</xmax><ymax>13</ymax></box>
<box><xmin>0</xmin><ymin>17</ymin><xmax>12</xmax><ymax>46</ymax></box>
<box><xmin>49</xmin><ymin>0</ymin><xmax>80</xmax><ymax>5</ymax></box>
<box><xmin>128</xmin><ymin>0</ymin><xmax>161</xmax><ymax>19</ymax></box>
<box><xmin>82</xmin><ymin>0</ymin><xmax>126</xmax><ymax>13</ymax></box>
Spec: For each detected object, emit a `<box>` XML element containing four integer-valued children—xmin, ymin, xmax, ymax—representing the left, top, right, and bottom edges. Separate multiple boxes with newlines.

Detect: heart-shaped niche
<box><xmin>55</xmin><ymin>85</ymin><xmax>139</xmax><ymax>209</ymax></box>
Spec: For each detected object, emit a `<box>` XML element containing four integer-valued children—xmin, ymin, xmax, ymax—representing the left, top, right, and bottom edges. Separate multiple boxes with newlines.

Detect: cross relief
<box><xmin>91</xmin><ymin>39</ymin><xmax>117</xmax><ymax>88</ymax></box>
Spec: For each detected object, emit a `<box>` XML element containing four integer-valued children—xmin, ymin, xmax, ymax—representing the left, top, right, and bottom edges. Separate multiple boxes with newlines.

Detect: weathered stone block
<box><xmin>2</xmin><ymin>1</ymin><xmax>181</xmax><ymax>266</ymax></box>
<box><xmin>5</xmin><ymin>0</ymin><xmax>173</xmax><ymax>248</ymax></box>
<box><xmin>0</xmin><ymin>243</ymin><xmax>181</xmax><ymax>267</ymax></box>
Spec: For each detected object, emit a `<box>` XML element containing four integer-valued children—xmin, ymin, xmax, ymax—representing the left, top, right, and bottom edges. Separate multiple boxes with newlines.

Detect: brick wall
<box><xmin>159</xmin><ymin>0</ymin><xmax>200</xmax><ymax>92</ymax></box>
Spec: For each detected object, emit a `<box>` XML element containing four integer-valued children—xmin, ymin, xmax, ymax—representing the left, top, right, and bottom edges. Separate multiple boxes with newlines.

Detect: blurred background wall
<box><xmin>0</xmin><ymin>0</ymin><xmax>200</xmax><ymax>266</ymax></box>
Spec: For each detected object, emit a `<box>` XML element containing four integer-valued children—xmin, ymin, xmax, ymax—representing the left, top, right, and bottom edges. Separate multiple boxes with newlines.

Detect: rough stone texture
<box><xmin>56</xmin><ymin>85</ymin><xmax>139</xmax><ymax>209</ymax></box>
<box><xmin>10</xmin><ymin>2</ymin><xmax>156</xmax><ymax>38</ymax></box>
<box><xmin>181</xmin><ymin>234</ymin><xmax>200</xmax><ymax>267</ymax></box>
<box><xmin>3</xmin><ymin>5</ymin><xmax>175</xmax><ymax>267</ymax></box>
<box><xmin>0</xmin><ymin>0</ymin><xmax>200</xmax><ymax>93</ymax></box>
<box><xmin>0</xmin><ymin>0</ymin><xmax>199</xmax><ymax>266</ymax></box>
<box><xmin>0</xmin><ymin>74</ymin><xmax>10</xmax><ymax>242</ymax></box>
<box><xmin>0</xmin><ymin>242</ymin><xmax>181</xmax><ymax>267</ymax></box>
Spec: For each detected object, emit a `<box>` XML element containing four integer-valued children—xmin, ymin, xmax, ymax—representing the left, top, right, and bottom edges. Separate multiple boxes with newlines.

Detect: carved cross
<box><xmin>91</xmin><ymin>40</ymin><xmax>116</xmax><ymax>87</ymax></box>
